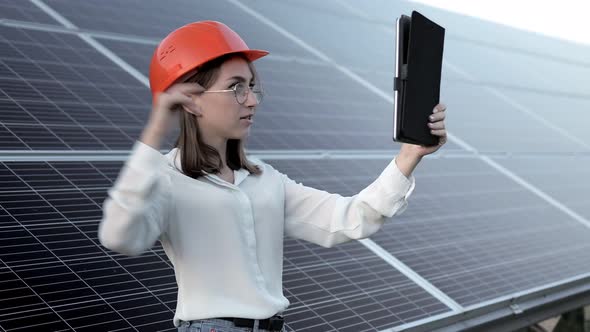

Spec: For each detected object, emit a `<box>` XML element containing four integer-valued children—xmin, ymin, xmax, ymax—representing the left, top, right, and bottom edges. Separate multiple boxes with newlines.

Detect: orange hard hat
<box><xmin>149</xmin><ymin>21</ymin><xmax>269</xmax><ymax>99</ymax></box>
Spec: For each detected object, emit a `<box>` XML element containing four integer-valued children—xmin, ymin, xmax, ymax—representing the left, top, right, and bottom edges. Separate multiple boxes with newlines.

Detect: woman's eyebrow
<box><xmin>226</xmin><ymin>75</ymin><xmax>254</xmax><ymax>83</ymax></box>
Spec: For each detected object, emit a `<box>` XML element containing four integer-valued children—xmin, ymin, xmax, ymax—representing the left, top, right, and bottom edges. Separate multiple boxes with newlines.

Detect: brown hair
<box><xmin>174</xmin><ymin>53</ymin><xmax>262</xmax><ymax>179</ymax></box>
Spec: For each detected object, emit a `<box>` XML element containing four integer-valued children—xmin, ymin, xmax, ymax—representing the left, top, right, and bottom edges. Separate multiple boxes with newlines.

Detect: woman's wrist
<box><xmin>139</xmin><ymin>123</ymin><xmax>166</xmax><ymax>150</ymax></box>
<box><xmin>395</xmin><ymin>148</ymin><xmax>422</xmax><ymax>178</ymax></box>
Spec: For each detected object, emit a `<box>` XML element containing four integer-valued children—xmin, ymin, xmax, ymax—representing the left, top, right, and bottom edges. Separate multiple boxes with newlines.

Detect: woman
<box><xmin>99</xmin><ymin>21</ymin><xmax>447</xmax><ymax>332</ymax></box>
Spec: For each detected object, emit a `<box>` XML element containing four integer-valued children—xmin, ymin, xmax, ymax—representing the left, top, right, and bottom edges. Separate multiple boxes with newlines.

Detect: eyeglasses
<box><xmin>202</xmin><ymin>82</ymin><xmax>264</xmax><ymax>105</ymax></box>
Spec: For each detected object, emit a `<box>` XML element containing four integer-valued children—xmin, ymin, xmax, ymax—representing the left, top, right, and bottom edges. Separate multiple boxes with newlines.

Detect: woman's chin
<box><xmin>232</xmin><ymin>129</ymin><xmax>250</xmax><ymax>139</ymax></box>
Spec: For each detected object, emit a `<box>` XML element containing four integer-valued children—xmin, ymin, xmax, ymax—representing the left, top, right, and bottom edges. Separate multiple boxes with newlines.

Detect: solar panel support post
<box><xmin>553</xmin><ymin>306</ymin><xmax>588</xmax><ymax>332</ymax></box>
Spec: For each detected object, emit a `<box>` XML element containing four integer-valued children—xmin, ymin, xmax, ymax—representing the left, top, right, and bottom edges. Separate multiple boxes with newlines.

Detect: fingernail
<box><xmin>429</xmin><ymin>115</ymin><xmax>434</xmax><ymax>121</ymax></box>
<box><xmin>433</xmin><ymin>108</ymin><xmax>439</xmax><ymax>113</ymax></box>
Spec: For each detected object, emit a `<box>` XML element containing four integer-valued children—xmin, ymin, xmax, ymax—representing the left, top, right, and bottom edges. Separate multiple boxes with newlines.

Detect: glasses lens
<box><xmin>235</xmin><ymin>83</ymin><xmax>248</xmax><ymax>104</ymax></box>
<box><xmin>253</xmin><ymin>90</ymin><xmax>263</xmax><ymax>104</ymax></box>
<box><xmin>234</xmin><ymin>83</ymin><xmax>264</xmax><ymax>104</ymax></box>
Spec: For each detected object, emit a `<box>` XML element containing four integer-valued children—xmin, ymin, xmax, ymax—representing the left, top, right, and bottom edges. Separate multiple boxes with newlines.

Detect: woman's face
<box><xmin>193</xmin><ymin>56</ymin><xmax>258</xmax><ymax>141</ymax></box>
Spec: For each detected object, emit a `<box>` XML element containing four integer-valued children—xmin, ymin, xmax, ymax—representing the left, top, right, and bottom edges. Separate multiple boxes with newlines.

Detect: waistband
<box><xmin>220</xmin><ymin>315</ymin><xmax>284</xmax><ymax>330</ymax></box>
<box><xmin>179</xmin><ymin>314</ymin><xmax>284</xmax><ymax>331</ymax></box>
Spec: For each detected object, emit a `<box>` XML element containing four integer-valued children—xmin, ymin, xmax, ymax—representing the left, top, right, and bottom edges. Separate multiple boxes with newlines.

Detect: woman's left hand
<box><xmin>400</xmin><ymin>103</ymin><xmax>447</xmax><ymax>158</ymax></box>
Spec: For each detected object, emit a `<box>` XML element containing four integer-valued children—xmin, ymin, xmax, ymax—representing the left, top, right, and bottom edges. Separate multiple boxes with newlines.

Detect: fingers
<box><xmin>429</xmin><ymin>104</ymin><xmax>446</xmax><ymax>134</ymax></box>
<box><xmin>166</xmin><ymin>83</ymin><xmax>205</xmax><ymax>116</ymax></box>
<box><xmin>157</xmin><ymin>90</ymin><xmax>201</xmax><ymax>116</ymax></box>
<box><xmin>429</xmin><ymin>107</ymin><xmax>446</xmax><ymax>122</ymax></box>
<box><xmin>430</xmin><ymin>129</ymin><xmax>446</xmax><ymax>136</ymax></box>
<box><xmin>428</xmin><ymin>121</ymin><xmax>444</xmax><ymax>130</ymax></box>
<box><xmin>422</xmin><ymin>104</ymin><xmax>448</xmax><ymax>151</ymax></box>
<box><xmin>168</xmin><ymin>82</ymin><xmax>205</xmax><ymax>96</ymax></box>
<box><xmin>434</xmin><ymin>103</ymin><xmax>446</xmax><ymax>112</ymax></box>
<box><xmin>181</xmin><ymin>83</ymin><xmax>206</xmax><ymax>96</ymax></box>
<box><xmin>166</xmin><ymin>93</ymin><xmax>194</xmax><ymax>109</ymax></box>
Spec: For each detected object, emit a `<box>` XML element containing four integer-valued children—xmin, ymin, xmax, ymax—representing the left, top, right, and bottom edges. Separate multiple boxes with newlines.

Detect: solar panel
<box><xmin>0</xmin><ymin>0</ymin><xmax>58</xmax><ymax>25</ymax></box>
<box><xmin>0</xmin><ymin>160</ymin><xmax>177</xmax><ymax>331</ymax></box>
<box><xmin>443</xmin><ymin>40</ymin><xmax>590</xmax><ymax>99</ymax></box>
<box><xmin>0</xmin><ymin>25</ymin><xmax>178</xmax><ymax>151</ymax></box>
<box><xmin>0</xmin><ymin>124</ymin><xmax>27</xmax><ymax>150</ymax></box>
<box><xmin>370</xmin><ymin>156</ymin><xmax>590</xmax><ymax>306</ymax></box>
<box><xmin>282</xmin><ymin>239</ymin><xmax>449</xmax><ymax>331</ymax></box>
<box><xmin>44</xmin><ymin>0</ymin><xmax>311</xmax><ymax>58</ymax></box>
<box><xmin>239</xmin><ymin>0</ymin><xmax>396</xmax><ymax>72</ymax></box>
<box><xmin>441</xmin><ymin>82</ymin><xmax>584</xmax><ymax>153</ymax></box>
<box><xmin>242</xmin><ymin>1</ymin><xmax>590</xmax><ymax>156</ymax></box>
<box><xmin>493</xmin><ymin>156</ymin><xmax>590</xmax><ymax>219</ymax></box>
<box><xmin>495</xmin><ymin>90</ymin><xmax>590</xmax><ymax>148</ymax></box>
<box><xmin>335</xmin><ymin>0</ymin><xmax>590</xmax><ymax>67</ymax></box>
<box><xmin>276</xmin><ymin>0</ymin><xmax>365</xmax><ymax>20</ymax></box>
<box><xmin>2</xmin><ymin>0</ymin><xmax>590</xmax><ymax>331</ymax></box>
<box><xmin>0</xmin><ymin>159</ymin><xmax>450</xmax><ymax>331</ymax></box>
<box><xmin>258</xmin><ymin>156</ymin><xmax>590</xmax><ymax>307</ymax></box>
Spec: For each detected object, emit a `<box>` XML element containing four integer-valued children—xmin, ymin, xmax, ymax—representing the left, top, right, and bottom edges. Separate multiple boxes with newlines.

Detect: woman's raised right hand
<box><xmin>149</xmin><ymin>83</ymin><xmax>205</xmax><ymax>132</ymax></box>
<box><xmin>140</xmin><ymin>83</ymin><xmax>205</xmax><ymax>149</ymax></box>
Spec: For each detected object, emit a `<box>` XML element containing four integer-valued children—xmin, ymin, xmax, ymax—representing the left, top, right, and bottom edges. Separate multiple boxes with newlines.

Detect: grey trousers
<box><xmin>177</xmin><ymin>318</ymin><xmax>286</xmax><ymax>332</ymax></box>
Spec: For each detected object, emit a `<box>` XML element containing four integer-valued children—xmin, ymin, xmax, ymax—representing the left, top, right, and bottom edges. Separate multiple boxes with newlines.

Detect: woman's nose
<box><xmin>244</xmin><ymin>87</ymin><xmax>259</xmax><ymax>107</ymax></box>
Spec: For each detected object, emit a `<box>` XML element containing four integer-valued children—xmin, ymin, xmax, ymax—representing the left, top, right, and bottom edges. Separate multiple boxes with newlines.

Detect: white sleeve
<box><xmin>98</xmin><ymin>140</ymin><xmax>172</xmax><ymax>256</ymax></box>
<box><xmin>282</xmin><ymin>157</ymin><xmax>415</xmax><ymax>248</ymax></box>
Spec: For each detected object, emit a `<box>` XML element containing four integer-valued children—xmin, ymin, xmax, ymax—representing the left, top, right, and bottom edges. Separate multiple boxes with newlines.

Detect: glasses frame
<box><xmin>202</xmin><ymin>82</ymin><xmax>264</xmax><ymax>105</ymax></box>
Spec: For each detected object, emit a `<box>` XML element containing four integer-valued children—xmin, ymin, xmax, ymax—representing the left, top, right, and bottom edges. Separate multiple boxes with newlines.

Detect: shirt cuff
<box><xmin>358</xmin><ymin>156</ymin><xmax>416</xmax><ymax>218</ymax></box>
<box><xmin>116</xmin><ymin>140</ymin><xmax>169</xmax><ymax>194</ymax></box>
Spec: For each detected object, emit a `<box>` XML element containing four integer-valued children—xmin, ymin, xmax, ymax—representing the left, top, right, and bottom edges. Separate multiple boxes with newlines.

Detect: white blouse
<box><xmin>98</xmin><ymin>140</ymin><xmax>415</xmax><ymax>327</ymax></box>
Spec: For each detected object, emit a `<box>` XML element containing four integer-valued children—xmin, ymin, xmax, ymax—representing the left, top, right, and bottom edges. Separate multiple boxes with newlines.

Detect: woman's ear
<box><xmin>183</xmin><ymin>95</ymin><xmax>203</xmax><ymax>117</ymax></box>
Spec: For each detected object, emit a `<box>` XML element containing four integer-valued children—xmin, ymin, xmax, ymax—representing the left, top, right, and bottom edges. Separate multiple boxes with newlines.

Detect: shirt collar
<box><xmin>165</xmin><ymin>147</ymin><xmax>255</xmax><ymax>186</ymax></box>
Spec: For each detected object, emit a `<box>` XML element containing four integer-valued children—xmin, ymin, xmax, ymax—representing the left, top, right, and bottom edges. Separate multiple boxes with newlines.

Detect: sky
<box><xmin>410</xmin><ymin>0</ymin><xmax>590</xmax><ymax>46</ymax></box>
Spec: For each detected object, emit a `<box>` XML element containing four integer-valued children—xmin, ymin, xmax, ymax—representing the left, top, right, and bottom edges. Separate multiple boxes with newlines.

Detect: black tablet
<box><xmin>394</xmin><ymin>11</ymin><xmax>445</xmax><ymax>146</ymax></box>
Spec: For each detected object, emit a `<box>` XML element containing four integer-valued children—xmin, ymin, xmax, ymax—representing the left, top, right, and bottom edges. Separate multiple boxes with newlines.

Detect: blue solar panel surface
<box><xmin>1</xmin><ymin>0</ymin><xmax>589</xmax><ymax>331</ymax></box>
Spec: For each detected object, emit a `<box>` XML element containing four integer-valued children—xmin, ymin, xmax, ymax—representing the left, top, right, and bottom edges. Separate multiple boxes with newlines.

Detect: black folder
<box><xmin>393</xmin><ymin>11</ymin><xmax>445</xmax><ymax>146</ymax></box>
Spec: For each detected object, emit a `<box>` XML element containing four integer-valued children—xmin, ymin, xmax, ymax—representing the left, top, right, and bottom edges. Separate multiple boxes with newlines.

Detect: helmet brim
<box><xmin>240</xmin><ymin>49</ymin><xmax>269</xmax><ymax>62</ymax></box>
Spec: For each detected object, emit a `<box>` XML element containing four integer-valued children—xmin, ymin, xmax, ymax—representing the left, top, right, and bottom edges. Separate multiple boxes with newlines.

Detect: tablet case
<box><xmin>393</xmin><ymin>11</ymin><xmax>445</xmax><ymax>146</ymax></box>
